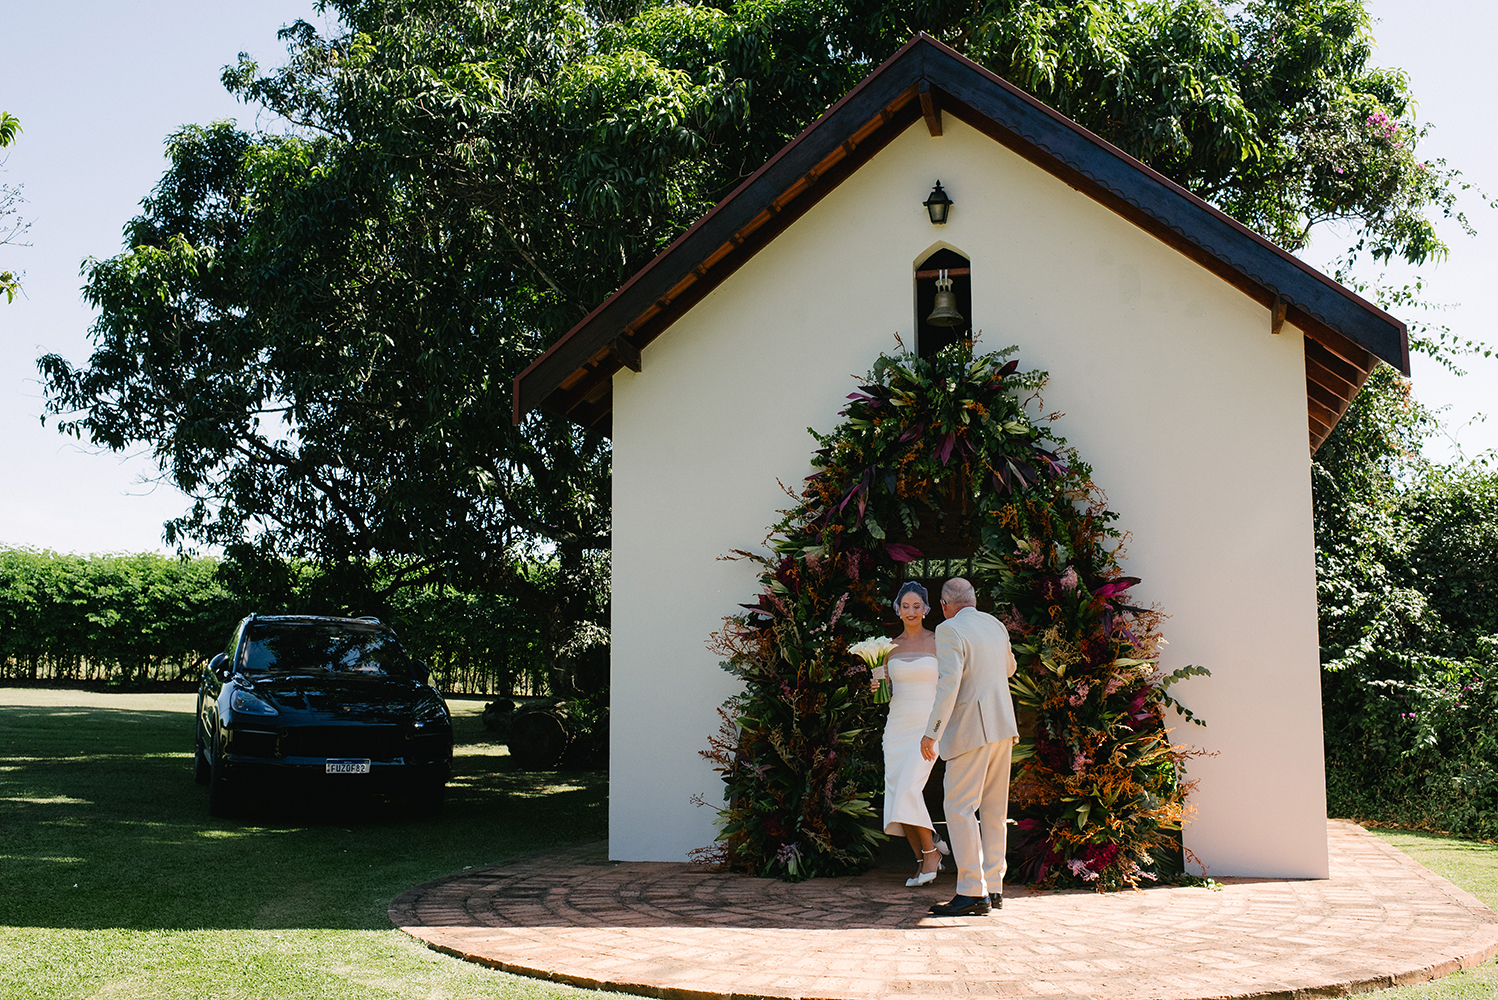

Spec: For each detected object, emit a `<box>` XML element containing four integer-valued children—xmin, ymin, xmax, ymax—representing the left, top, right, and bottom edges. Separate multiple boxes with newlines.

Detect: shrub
<box><xmin>1316</xmin><ymin>367</ymin><xmax>1498</xmax><ymax>837</ymax></box>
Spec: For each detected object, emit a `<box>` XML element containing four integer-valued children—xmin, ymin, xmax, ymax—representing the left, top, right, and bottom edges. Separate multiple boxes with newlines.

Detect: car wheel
<box><xmin>193</xmin><ymin>735</ymin><xmax>210</xmax><ymax>786</ymax></box>
<box><xmin>207</xmin><ymin>741</ymin><xmax>234</xmax><ymax>817</ymax></box>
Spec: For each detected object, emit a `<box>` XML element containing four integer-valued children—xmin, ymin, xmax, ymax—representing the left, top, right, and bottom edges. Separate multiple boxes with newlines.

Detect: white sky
<box><xmin>1</xmin><ymin>1</ymin><xmax>1494</xmax><ymax>556</ymax></box>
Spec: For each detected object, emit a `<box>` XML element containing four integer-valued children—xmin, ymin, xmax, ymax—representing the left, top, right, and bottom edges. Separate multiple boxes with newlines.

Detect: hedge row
<box><xmin>0</xmin><ymin>548</ymin><xmax>550</xmax><ymax>694</ymax></box>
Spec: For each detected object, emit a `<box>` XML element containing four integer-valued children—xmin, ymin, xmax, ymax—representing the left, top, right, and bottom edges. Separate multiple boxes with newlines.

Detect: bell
<box><xmin>926</xmin><ymin>271</ymin><xmax>965</xmax><ymax>328</ymax></box>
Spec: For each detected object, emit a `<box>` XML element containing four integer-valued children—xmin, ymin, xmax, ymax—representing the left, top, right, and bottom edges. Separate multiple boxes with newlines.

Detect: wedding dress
<box><xmin>882</xmin><ymin>652</ymin><xmax>940</xmax><ymax>835</ymax></box>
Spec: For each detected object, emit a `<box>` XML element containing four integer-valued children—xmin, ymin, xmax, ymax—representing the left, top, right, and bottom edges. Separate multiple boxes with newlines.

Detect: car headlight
<box><xmin>231</xmin><ymin>688</ymin><xmax>279</xmax><ymax>717</ymax></box>
<box><xmin>412</xmin><ymin>694</ymin><xmax>448</xmax><ymax>727</ymax></box>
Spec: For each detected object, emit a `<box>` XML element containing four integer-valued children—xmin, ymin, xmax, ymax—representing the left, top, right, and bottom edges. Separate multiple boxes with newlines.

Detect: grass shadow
<box><xmin>0</xmin><ymin>694</ymin><xmax>606</xmax><ymax>932</ymax></box>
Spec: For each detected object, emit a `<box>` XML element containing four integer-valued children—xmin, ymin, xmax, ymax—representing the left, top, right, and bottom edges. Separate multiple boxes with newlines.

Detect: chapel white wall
<box><xmin>611</xmin><ymin>115</ymin><xmax>1327</xmax><ymax>878</ymax></box>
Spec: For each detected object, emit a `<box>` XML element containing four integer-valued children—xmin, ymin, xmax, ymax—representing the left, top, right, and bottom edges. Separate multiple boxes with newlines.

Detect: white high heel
<box><xmin>906</xmin><ymin>847</ymin><xmax>944</xmax><ymax>887</ymax></box>
<box><xmin>933</xmin><ymin>836</ymin><xmax>951</xmax><ymax>857</ymax></box>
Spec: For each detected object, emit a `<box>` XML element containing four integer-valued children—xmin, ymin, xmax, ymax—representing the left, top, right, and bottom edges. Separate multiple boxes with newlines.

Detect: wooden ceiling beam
<box><xmin>1304</xmin><ymin>323</ymin><xmax>1376</xmax><ymax>375</ymax></box>
<box><xmin>1305</xmin><ymin>337</ymin><xmax>1370</xmax><ymax>392</ymax></box>
<box><xmin>1307</xmin><ymin>376</ymin><xmax>1349</xmax><ymax>419</ymax></box>
<box><xmin>919</xmin><ymin>80</ymin><xmax>943</xmax><ymax>136</ymax></box>
<box><xmin>1307</xmin><ymin>393</ymin><xmax>1339</xmax><ymax>431</ymax></box>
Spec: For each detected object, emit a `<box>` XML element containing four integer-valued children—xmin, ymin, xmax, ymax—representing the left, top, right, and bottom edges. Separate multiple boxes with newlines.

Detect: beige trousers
<box><xmin>942</xmin><ymin>737</ymin><xmax>1014</xmax><ymax>897</ymax></box>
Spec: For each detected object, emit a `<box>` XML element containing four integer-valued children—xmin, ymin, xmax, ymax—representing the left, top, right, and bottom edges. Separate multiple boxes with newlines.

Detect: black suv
<box><xmin>194</xmin><ymin>615</ymin><xmax>453</xmax><ymax>816</ymax></box>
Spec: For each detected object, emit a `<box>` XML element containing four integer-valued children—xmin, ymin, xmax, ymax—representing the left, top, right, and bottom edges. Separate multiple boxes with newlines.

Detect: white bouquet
<box><xmin>847</xmin><ymin>635</ymin><xmax>898</xmax><ymax>704</ymax></box>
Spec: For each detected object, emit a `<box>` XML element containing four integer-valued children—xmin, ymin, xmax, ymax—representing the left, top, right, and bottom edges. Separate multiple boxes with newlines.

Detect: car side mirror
<box><xmin>414</xmin><ymin>660</ymin><xmax>431</xmax><ymax>684</ymax></box>
<box><xmin>208</xmin><ymin>653</ymin><xmax>231</xmax><ymax>682</ymax></box>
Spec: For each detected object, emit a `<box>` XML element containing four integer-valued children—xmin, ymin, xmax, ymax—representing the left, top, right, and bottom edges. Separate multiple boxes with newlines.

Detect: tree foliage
<box><xmin>39</xmin><ymin>1</ymin><xmax>1461</xmax><ymax>649</ymax></box>
<box><xmin>0</xmin><ymin>111</ymin><xmax>25</xmax><ymax>302</ymax></box>
<box><xmin>0</xmin><ymin>546</ymin><xmax>559</xmax><ymax>694</ymax></box>
<box><xmin>0</xmin><ymin>548</ymin><xmax>235</xmax><ymax>685</ymax></box>
<box><xmin>994</xmin><ymin>0</ymin><xmax>1463</xmax><ymax>264</ymax></box>
<box><xmin>1316</xmin><ymin>367</ymin><xmax>1498</xmax><ymax>838</ymax></box>
<box><xmin>43</xmin><ymin>27</ymin><xmax>617</xmax><ymax>652</ymax></box>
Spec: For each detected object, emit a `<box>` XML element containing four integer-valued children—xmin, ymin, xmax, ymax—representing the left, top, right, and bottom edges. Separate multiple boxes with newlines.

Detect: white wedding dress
<box><xmin>882</xmin><ymin>652</ymin><xmax>940</xmax><ymax>834</ymax></box>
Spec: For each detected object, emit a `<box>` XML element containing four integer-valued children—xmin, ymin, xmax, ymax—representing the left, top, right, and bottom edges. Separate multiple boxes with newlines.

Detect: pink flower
<box><xmin>1060</xmin><ymin>567</ymin><xmax>1079</xmax><ymax>591</ymax></box>
<box><xmin>1364</xmin><ymin>111</ymin><xmax>1399</xmax><ymax>139</ymax></box>
<box><xmin>1068</xmin><ymin>858</ymin><xmax>1099</xmax><ymax>881</ymax></box>
<box><xmin>827</xmin><ymin>591</ymin><xmax>849</xmax><ymax>631</ymax></box>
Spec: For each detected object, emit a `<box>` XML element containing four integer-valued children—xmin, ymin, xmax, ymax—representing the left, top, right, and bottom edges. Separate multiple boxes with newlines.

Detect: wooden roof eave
<box><xmin>512</xmin><ymin>34</ymin><xmax>1409</xmax><ymax>455</ymax></box>
<box><xmin>1303</xmin><ymin>323</ymin><xmax>1377</xmax><ymax>453</ymax></box>
<box><xmin>922</xmin><ymin>63</ymin><xmax>1406</xmax><ymax>371</ymax></box>
<box><xmin>511</xmin><ymin>37</ymin><xmax>934</xmax><ymax>425</ymax></box>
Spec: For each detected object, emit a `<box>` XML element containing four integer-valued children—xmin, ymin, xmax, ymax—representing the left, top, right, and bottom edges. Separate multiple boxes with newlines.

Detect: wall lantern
<box><xmin>923</xmin><ymin>181</ymin><xmax>953</xmax><ymax>224</ymax></box>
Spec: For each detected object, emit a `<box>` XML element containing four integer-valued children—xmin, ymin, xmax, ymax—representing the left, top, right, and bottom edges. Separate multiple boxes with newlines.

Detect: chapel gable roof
<box><xmin>513</xmin><ymin>34</ymin><xmax>1408</xmax><ymax>453</ymax></box>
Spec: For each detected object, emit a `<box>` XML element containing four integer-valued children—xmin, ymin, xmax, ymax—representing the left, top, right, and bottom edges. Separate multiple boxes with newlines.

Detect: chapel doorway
<box><xmin>878</xmin><ymin>470</ymin><xmax>988</xmax><ymax>830</ymax></box>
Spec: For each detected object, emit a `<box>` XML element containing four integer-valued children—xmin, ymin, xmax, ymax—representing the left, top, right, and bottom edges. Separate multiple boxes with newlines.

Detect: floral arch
<box><xmin>702</xmin><ymin>342</ymin><xmax>1206</xmax><ymax>890</ymax></box>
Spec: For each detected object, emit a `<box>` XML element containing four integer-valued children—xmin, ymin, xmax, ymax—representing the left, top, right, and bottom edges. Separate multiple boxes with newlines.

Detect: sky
<box><xmin>1</xmin><ymin>1</ymin><xmax>1494</xmax><ymax>557</ymax></box>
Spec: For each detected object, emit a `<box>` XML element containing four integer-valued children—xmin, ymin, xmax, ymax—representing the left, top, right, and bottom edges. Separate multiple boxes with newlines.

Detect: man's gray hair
<box><xmin>941</xmin><ymin>577</ymin><xmax>976</xmax><ymax>607</ymax></box>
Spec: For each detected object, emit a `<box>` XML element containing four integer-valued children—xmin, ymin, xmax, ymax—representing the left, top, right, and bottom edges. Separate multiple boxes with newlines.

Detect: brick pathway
<box><xmin>389</xmin><ymin>821</ymin><xmax>1498</xmax><ymax>1000</ymax></box>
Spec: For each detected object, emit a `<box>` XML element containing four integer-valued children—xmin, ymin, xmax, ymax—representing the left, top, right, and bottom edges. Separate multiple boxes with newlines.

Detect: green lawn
<box><xmin>6</xmin><ymin>689</ymin><xmax>1498</xmax><ymax>1000</ymax></box>
<box><xmin>0</xmin><ymin>688</ymin><xmax>605</xmax><ymax>1000</ymax></box>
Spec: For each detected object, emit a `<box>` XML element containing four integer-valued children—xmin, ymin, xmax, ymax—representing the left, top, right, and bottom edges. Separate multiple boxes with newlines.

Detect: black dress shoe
<box><xmin>929</xmin><ymin>894</ymin><xmax>992</xmax><ymax>917</ymax></box>
<box><xmin>989</xmin><ymin>892</ymin><xmax>1003</xmax><ymax>910</ymax></box>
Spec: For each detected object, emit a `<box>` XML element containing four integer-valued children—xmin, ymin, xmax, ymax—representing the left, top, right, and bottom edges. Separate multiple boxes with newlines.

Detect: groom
<box><xmin>920</xmin><ymin>577</ymin><xmax>1019</xmax><ymax>917</ymax></box>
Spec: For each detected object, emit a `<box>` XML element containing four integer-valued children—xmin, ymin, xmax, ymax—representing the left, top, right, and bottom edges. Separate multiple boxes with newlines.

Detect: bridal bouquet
<box><xmin>847</xmin><ymin>636</ymin><xmax>898</xmax><ymax>704</ymax></box>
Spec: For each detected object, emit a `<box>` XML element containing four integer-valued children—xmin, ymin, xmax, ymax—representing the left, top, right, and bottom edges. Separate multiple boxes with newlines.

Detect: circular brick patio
<box><xmin>389</xmin><ymin>821</ymin><xmax>1498</xmax><ymax>1000</ymax></box>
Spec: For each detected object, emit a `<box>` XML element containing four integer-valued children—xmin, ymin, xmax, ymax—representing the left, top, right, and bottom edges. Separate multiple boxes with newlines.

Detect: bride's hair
<box><xmin>893</xmin><ymin>580</ymin><xmax>929</xmax><ymax>612</ymax></box>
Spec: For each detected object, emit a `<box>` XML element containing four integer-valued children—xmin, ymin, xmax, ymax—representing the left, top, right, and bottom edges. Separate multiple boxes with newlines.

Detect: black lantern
<box><xmin>923</xmin><ymin>181</ymin><xmax>953</xmax><ymax>224</ymax></box>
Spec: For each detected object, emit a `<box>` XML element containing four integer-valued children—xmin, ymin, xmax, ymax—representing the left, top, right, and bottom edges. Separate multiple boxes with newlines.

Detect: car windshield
<box><xmin>241</xmin><ymin>624</ymin><xmax>413</xmax><ymax>677</ymax></box>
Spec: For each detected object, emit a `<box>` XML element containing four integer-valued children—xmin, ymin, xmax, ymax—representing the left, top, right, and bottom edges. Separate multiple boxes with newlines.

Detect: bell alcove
<box><xmin>914</xmin><ymin>246</ymin><xmax>972</xmax><ymax>358</ymax></box>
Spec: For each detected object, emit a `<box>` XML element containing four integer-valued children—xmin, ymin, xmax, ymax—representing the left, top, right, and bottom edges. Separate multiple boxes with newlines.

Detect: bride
<box><xmin>877</xmin><ymin>581</ymin><xmax>949</xmax><ymax>886</ymax></box>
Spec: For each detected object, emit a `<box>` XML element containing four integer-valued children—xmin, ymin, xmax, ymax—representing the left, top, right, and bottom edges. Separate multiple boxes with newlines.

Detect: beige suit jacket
<box><xmin>924</xmin><ymin>606</ymin><xmax>1019</xmax><ymax>760</ymax></box>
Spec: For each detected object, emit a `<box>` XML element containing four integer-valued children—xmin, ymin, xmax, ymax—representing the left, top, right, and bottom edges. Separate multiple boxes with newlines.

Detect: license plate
<box><xmin>325</xmin><ymin>759</ymin><xmax>371</xmax><ymax>774</ymax></box>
